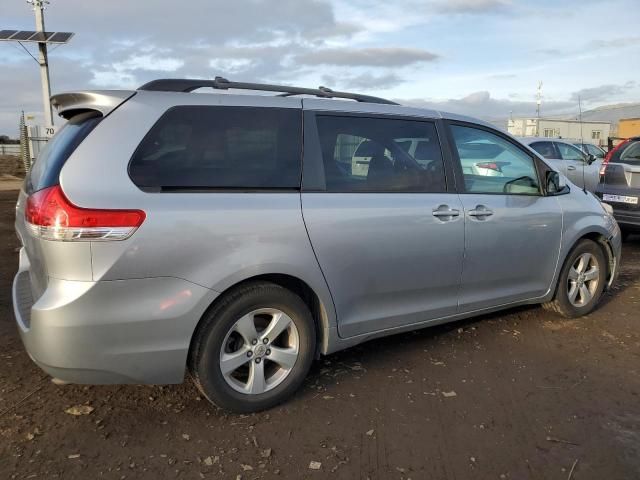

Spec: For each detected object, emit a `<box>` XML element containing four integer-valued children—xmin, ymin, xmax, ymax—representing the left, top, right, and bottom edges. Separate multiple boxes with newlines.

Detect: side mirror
<box><xmin>546</xmin><ymin>171</ymin><xmax>569</xmax><ymax>195</ymax></box>
<box><xmin>586</xmin><ymin>153</ymin><xmax>596</xmax><ymax>165</ymax></box>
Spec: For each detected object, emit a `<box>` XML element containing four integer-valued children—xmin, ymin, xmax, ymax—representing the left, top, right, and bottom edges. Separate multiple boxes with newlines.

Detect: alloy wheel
<box><xmin>567</xmin><ymin>253</ymin><xmax>600</xmax><ymax>308</ymax></box>
<box><xmin>219</xmin><ymin>308</ymin><xmax>299</xmax><ymax>394</ymax></box>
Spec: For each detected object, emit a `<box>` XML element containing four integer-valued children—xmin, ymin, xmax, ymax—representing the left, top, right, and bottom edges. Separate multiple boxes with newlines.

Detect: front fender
<box><xmin>549</xmin><ymin>191</ymin><xmax>621</xmax><ymax>298</ymax></box>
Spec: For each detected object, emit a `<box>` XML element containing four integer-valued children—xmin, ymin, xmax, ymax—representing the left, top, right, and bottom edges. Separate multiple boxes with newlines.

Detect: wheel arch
<box><xmin>559</xmin><ymin>229</ymin><xmax>617</xmax><ymax>293</ymax></box>
<box><xmin>189</xmin><ymin>273</ymin><xmax>333</xmax><ymax>362</ymax></box>
<box><xmin>578</xmin><ymin>231</ymin><xmax>616</xmax><ymax>289</ymax></box>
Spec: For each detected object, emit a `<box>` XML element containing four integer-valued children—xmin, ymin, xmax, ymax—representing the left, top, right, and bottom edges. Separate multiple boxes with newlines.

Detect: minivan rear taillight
<box><xmin>599</xmin><ymin>157</ymin><xmax>609</xmax><ymax>177</ymax></box>
<box><xmin>25</xmin><ymin>185</ymin><xmax>145</xmax><ymax>241</ymax></box>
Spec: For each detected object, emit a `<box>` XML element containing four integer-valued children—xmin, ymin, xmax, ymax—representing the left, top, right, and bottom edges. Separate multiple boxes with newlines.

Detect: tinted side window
<box><xmin>315</xmin><ymin>115</ymin><xmax>446</xmax><ymax>193</ymax></box>
<box><xmin>26</xmin><ymin>112</ymin><xmax>101</xmax><ymax>194</ymax></box>
<box><xmin>556</xmin><ymin>142</ymin><xmax>586</xmax><ymax>162</ymax></box>
<box><xmin>586</xmin><ymin>144</ymin><xmax>604</xmax><ymax>158</ymax></box>
<box><xmin>451</xmin><ymin>125</ymin><xmax>540</xmax><ymax>195</ymax></box>
<box><xmin>129</xmin><ymin>106</ymin><xmax>302</xmax><ymax>190</ymax></box>
<box><xmin>529</xmin><ymin>141</ymin><xmax>557</xmax><ymax>160</ymax></box>
<box><xmin>620</xmin><ymin>141</ymin><xmax>640</xmax><ymax>165</ymax></box>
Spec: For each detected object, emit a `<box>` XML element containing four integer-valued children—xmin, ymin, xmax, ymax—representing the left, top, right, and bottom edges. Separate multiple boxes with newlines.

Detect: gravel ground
<box><xmin>0</xmin><ymin>188</ymin><xmax>639</xmax><ymax>480</ymax></box>
<box><xmin>0</xmin><ymin>155</ymin><xmax>24</xmax><ymax>178</ymax></box>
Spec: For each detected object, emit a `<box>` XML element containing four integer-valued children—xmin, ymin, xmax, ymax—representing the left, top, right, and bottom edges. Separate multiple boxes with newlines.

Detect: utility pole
<box><xmin>535</xmin><ymin>81</ymin><xmax>543</xmax><ymax>136</ymax></box>
<box><xmin>1</xmin><ymin>1</ymin><xmax>73</xmax><ymax>129</ymax></box>
<box><xmin>31</xmin><ymin>0</ymin><xmax>54</xmax><ymax>127</ymax></box>
<box><xmin>535</xmin><ymin>81</ymin><xmax>543</xmax><ymax>118</ymax></box>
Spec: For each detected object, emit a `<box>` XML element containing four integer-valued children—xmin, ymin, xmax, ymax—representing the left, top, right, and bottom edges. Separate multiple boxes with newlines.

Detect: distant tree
<box><xmin>0</xmin><ymin>135</ymin><xmax>19</xmax><ymax>144</ymax></box>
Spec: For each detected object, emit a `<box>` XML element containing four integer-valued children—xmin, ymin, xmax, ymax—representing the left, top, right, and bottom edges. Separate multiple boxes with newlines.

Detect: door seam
<box><xmin>298</xmin><ymin>192</ymin><xmax>340</xmax><ymax>337</ymax></box>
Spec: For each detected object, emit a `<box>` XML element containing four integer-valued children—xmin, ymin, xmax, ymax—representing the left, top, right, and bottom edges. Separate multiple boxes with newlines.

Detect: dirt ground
<box><xmin>0</xmin><ymin>188</ymin><xmax>639</xmax><ymax>480</ymax></box>
<box><xmin>0</xmin><ymin>155</ymin><xmax>24</xmax><ymax>179</ymax></box>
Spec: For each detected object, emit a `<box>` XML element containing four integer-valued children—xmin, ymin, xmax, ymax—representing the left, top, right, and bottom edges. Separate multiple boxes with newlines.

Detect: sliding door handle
<box><xmin>432</xmin><ymin>205</ymin><xmax>460</xmax><ymax>221</ymax></box>
<box><xmin>468</xmin><ymin>205</ymin><xmax>494</xmax><ymax>219</ymax></box>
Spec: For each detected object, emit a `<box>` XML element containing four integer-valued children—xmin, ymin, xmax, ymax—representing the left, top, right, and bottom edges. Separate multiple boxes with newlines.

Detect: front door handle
<box><xmin>567</xmin><ymin>165</ymin><xmax>577</xmax><ymax>171</ymax></box>
<box><xmin>468</xmin><ymin>205</ymin><xmax>494</xmax><ymax>219</ymax></box>
<box><xmin>432</xmin><ymin>205</ymin><xmax>460</xmax><ymax>221</ymax></box>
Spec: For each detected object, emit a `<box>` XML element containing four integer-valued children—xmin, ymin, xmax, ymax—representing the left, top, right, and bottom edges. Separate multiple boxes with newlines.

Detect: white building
<box><xmin>507</xmin><ymin>118</ymin><xmax>611</xmax><ymax>146</ymax></box>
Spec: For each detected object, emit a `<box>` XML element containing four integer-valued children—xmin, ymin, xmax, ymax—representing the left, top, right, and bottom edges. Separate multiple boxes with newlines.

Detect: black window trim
<box><xmin>127</xmin><ymin>104</ymin><xmax>304</xmax><ymax>194</ymax></box>
<box><xmin>443</xmin><ymin>120</ymin><xmax>545</xmax><ymax>197</ymax></box>
<box><xmin>301</xmin><ymin>110</ymin><xmax>455</xmax><ymax>194</ymax></box>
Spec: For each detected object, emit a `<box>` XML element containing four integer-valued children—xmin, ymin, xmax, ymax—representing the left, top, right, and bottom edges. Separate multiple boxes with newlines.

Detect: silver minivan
<box><xmin>13</xmin><ymin>78</ymin><xmax>621</xmax><ymax>412</ymax></box>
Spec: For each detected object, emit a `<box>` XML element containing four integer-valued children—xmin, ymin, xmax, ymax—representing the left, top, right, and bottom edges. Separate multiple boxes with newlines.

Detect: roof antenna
<box><xmin>578</xmin><ymin>94</ymin><xmax>587</xmax><ymax>194</ymax></box>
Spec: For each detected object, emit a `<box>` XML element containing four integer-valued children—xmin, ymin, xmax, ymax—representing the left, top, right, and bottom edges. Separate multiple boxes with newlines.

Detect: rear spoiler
<box><xmin>50</xmin><ymin>90</ymin><xmax>135</xmax><ymax>119</ymax></box>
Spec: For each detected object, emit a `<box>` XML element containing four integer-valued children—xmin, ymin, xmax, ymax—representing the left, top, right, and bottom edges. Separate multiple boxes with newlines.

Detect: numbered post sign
<box><xmin>44</xmin><ymin>126</ymin><xmax>57</xmax><ymax>138</ymax></box>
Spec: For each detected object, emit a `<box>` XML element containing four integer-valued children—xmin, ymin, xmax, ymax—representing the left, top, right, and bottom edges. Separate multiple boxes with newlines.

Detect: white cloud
<box><xmin>0</xmin><ymin>0</ymin><xmax>638</xmax><ymax>135</ymax></box>
<box><xmin>570</xmin><ymin>82</ymin><xmax>637</xmax><ymax>103</ymax></box>
<box><xmin>401</xmin><ymin>90</ymin><xmax>575</xmax><ymax>121</ymax></box>
<box><xmin>434</xmin><ymin>0</ymin><xmax>512</xmax><ymax>13</ymax></box>
<box><xmin>112</xmin><ymin>55</ymin><xmax>184</xmax><ymax>73</ymax></box>
<box><xmin>296</xmin><ymin>47</ymin><xmax>439</xmax><ymax>67</ymax></box>
<box><xmin>322</xmin><ymin>72</ymin><xmax>404</xmax><ymax>90</ymax></box>
<box><xmin>90</xmin><ymin>71</ymin><xmax>137</xmax><ymax>88</ymax></box>
<box><xmin>209</xmin><ymin>58</ymin><xmax>256</xmax><ymax>75</ymax></box>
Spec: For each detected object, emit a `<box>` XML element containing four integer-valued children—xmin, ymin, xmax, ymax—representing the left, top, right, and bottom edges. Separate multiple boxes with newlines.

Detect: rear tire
<box><xmin>188</xmin><ymin>281</ymin><xmax>315</xmax><ymax>413</ymax></box>
<box><xmin>543</xmin><ymin>239</ymin><xmax>606</xmax><ymax>318</ymax></box>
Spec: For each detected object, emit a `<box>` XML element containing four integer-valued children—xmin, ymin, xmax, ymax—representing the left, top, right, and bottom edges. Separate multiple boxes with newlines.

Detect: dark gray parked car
<box><xmin>13</xmin><ymin>78</ymin><xmax>621</xmax><ymax>412</ymax></box>
<box><xmin>596</xmin><ymin>136</ymin><xmax>640</xmax><ymax>238</ymax></box>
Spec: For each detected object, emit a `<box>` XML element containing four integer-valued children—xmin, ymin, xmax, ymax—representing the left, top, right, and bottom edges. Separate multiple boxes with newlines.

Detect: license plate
<box><xmin>603</xmin><ymin>194</ymin><xmax>639</xmax><ymax>205</ymax></box>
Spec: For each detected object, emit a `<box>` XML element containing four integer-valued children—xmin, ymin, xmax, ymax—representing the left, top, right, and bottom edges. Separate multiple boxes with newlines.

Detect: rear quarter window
<box><xmin>25</xmin><ymin>112</ymin><xmax>101</xmax><ymax>194</ymax></box>
<box><xmin>619</xmin><ymin>141</ymin><xmax>640</xmax><ymax>166</ymax></box>
<box><xmin>129</xmin><ymin>106</ymin><xmax>302</xmax><ymax>191</ymax></box>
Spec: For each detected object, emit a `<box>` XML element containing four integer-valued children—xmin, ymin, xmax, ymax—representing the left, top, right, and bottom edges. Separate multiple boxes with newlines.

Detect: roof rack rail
<box><xmin>137</xmin><ymin>76</ymin><xmax>398</xmax><ymax>105</ymax></box>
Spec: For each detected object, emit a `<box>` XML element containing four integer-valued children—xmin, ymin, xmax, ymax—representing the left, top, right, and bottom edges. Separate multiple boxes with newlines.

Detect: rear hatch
<box><xmin>599</xmin><ymin>140</ymin><xmax>640</xmax><ymax>211</ymax></box>
<box><xmin>15</xmin><ymin>112</ymin><xmax>103</xmax><ymax>300</ymax></box>
<box><xmin>15</xmin><ymin>90</ymin><xmax>135</xmax><ymax>302</ymax></box>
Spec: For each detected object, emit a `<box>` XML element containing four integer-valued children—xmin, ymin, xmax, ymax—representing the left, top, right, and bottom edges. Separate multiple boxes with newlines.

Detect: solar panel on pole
<box><xmin>0</xmin><ymin>1</ymin><xmax>75</xmax><ymax>127</ymax></box>
<box><xmin>47</xmin><ymin>32</ymin><xmax>73</xmax><ymax>43</ymax></box>
<box><xmin>10</xmin><ymin>31</ymin><xmax>37</xmax><ymax>41</ymax></box>
<box><xmin>0</xmin><ymin>30</ymin><xmax>18</xmax><ymax>40</ymax></box>
<box><xmin>0</xmin><ymin>30</ymin><xmax>73</xmax><ymax>44</ymax></box>
<box><xmin>29</xmin><ymin>31</ymin><xmax>56</xmax><ymax>42</ymax></box>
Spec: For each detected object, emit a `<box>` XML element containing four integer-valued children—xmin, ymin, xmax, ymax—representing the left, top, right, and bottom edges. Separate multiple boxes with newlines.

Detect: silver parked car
<box><xmin>519</xmin><ymin>137</ymin><xmax>601</xmax><ymax>192</ymax></box>
<box><xmin>13</xmin><ymin>78</ymin><xmax>621</xmax><ymax>412</ymax></box>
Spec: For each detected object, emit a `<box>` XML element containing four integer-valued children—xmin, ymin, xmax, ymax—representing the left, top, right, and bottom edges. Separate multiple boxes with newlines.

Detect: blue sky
<box><xmin>0</xmin><ymin>0</ymin><xmax>639</xmax><ymax>134</ymax></box>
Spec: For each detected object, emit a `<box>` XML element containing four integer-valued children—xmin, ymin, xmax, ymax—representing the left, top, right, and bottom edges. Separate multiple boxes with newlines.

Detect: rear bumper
<box><xmin>12</xmin><ymin>248</ymin><xmax>217</xmax><ymax>384</ymax></box>
<box><xmin>595</xmin><ymin>190</ymin><xmax>640</xmax><ymax>229</ymax></box>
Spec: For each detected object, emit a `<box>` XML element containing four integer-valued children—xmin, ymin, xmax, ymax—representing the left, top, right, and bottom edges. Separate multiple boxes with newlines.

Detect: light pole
<box><xmin>0</xmin><ymin>1</ymin><xmax>74</xmax><ymax>128</ymax></box>
<box><xmin>31</xmin><ymin>0</ymin><xmax>54</xmax><ymax>126</ymax></box>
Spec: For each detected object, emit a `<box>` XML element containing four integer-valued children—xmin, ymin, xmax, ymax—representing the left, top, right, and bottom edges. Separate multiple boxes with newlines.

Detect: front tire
<box><xmin>188</xmin><ymin>281</ymin><xmax>316</xmax><ymax>413</ymax></box>
<box><xmin>543</xmin><ymin>239</ymin><xmax>607</xmax><ymax>318</ymax></box>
